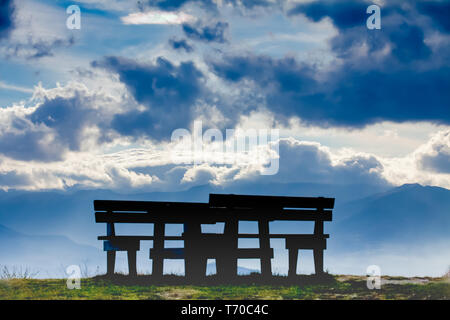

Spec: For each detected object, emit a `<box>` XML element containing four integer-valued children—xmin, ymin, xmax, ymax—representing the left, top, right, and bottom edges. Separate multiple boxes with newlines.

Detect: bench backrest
<box><xmin>94</xmin><ymin>200</ymin><xmax>209</xmax><ymax>212</ymax></box>
<box><xmin>94</xmin><ymin>194</ymin><xmax>334</xmax><ymax>225</ymax></box>
<box><xmin>209</xmin><ymin>194</ymin><xmax>334</xmax><ymax>209</ymax></box>
<box><xmin>94</xmin><ymin>200</ymin><xmax>215</xmax><ymax>224</ymax></box>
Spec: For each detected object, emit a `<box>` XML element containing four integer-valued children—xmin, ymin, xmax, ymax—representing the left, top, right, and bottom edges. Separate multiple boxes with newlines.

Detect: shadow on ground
<box><xmin>92</xmin><ymin>273</ymin><xmax>337</xmax><ymax>286</ymax></box>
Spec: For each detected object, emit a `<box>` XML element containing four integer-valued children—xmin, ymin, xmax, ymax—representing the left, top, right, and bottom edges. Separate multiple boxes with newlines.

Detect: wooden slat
<box><xmin>150</xmin><ymin>248</ymin><xmax>185</xmax><ymax>259</ymax></box>
<box><xmin>209</xmin><ymin>194</ymin><xmax>335</xmax><ymax>209</ymax></box>
<box><xmin>148</xmin><ymin>248</ymin><xmax>275</xmax><ymax>259</ymax></box>
<box><xmin>94</xmin><ymin>200</ymin><xmax>209</xmax><ymax>211</ymax></box>
<box><xmin>95</xmin><ymin>208</ymin><xmax>331</xmax><ymax>216</ymax></box>
<box><xmin>237</xmin><ymin>234</ymin><xmax>330</xmax><ymax>239</ymax></box>
<box><xmin>98</xmin><ymin>236</ymin><xmax>183</xmax><ymax>241</ymax></box>
<box><xmin>285</xmin><ymin>238</ymin><xmax>327</xmax><ymax>250</ymax></box>
<box><xmin>95</xmin><ymin>209</ymin><xmax>332</xmax><ymax>223</ymax></box>
<box><xmin>98</xmin><ymin>234</ymin><xmax>330</xmax><ymax>240</ymax></box>
<box><xmin>95</xmin><ymin>212</ymin><xmax>219</xmax><ymax>223</ymax></box>
<box><xmin>236</xmin><ymin>248</ymin><xmax>274</xmax><ymax>259</ymax></box>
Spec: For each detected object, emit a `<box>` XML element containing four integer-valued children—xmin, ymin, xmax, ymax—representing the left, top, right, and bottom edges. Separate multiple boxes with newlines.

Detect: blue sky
<box><xmin>0</xmin><ymin>0</ymin><xmax>449</xmax><ymax>192</ymax></box>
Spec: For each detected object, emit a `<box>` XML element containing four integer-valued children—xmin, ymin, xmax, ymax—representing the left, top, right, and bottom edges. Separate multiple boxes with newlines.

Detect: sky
<box><xmin>0</xmin><ymin>0</ymin><xmax>449</xmax><ymax>193</ymax></box>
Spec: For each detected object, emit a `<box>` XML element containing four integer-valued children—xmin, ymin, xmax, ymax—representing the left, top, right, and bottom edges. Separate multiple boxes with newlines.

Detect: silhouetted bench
<box><xmin>94</xmin><ymin>200</ymin><xmax>211</xmax><ymax>277</ymax></box>
<box><xmin>208</xmin><ymin>194</ymin><xmax>334</xmax><ymax>277</ymax></box>
<box><xmin>94</xmin><ymin>194</ymin><xmax>333</xmax><ymax>280</ymax></box>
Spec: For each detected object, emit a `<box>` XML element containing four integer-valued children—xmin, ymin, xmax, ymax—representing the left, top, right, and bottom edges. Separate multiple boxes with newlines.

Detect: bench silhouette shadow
<box><xmin>93</xmin><ymin>273</ymin><xmax>337</xmax><ymax>286</ymax></box>
<box><xmin>94</xmin><ymin>193</ymin><xmax>334</xmax><ymax>284</ymax></box>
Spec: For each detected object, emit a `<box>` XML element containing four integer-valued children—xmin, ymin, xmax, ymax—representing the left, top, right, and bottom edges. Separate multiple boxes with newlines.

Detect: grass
<box><xmin>0</xmin><ymin>274</ymin><xmax>449</xmax><ymax>300</ymax></box>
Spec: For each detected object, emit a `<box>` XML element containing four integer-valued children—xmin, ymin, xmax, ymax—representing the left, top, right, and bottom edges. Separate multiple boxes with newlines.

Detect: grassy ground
<box><xmin>0</xmin><ymin>274</ymin><xmax>449</xmax><ymax>300</ymax></box>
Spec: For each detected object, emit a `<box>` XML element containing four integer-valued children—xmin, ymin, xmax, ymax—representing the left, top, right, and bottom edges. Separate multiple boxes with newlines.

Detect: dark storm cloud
<box><xmin>289</xmin><ymin>0</ymin><xmax>439</xmax><ymax>62</ymax></box>
<box><xmin>210</xmin><ymin>53</ymin><xmax>450</xmax><ymax>127</ymax></box>
<box><xmin>0</xmin><ymin>92</ymin><xmax>110</xmax><ymax>162</ymax></box>
<box><xmin>417</xmin><ymin>1</ymin><xmax>450</xmax><ymax>32</ymax></box>
<box><xmin>146</xmin><ymin>0</ymin><xmax>215</xmax><ymax>11</ymax></box>
<box><xmin>208</xmin><ymin>0</ymin><xmax>450</xmax><ymax>127</ymax></box>
<box><xmin>92</xmin><ymin>56</ymin><xmax>205</xmax><ymax>140</ymax></box>
<box><xmin>288</xmin><ymin>0</ymin><xmax>450</xmax><ymax>34</ymax></box>
<box><xmin>0</xmin><ymin>0</ymin><xmax>15</xmax><ymax>39</ymax></box>
<box><xmin>182</xmin><ymin>21</ymin><xmax>229</xmax><ymax>43</ymax></box>
<box><xmin>169</xmin><ymin>38</ymin><xmax>194</xmax><ymax>52</ymax></box>
<box><xmin>28</xmin><ymin>95</ymin><xmax>97</xmax><ymax>151</ymax></box>
<box><xmin>288</xmin><ymin>0</ymin><xmax>368</xmax><ymax>30</ymax></box>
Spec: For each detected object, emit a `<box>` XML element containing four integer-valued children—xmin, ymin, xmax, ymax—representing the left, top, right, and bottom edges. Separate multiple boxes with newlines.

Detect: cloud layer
<box><xmin>0</xmin><ymin>0</ymin><xmax>449</xmax><ymax>193</ymax></box>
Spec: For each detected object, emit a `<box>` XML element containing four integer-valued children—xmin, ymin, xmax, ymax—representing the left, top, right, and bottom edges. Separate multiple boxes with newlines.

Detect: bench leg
<box><xmin>288</xmin><ymin>249</ymin><xmax>298</xmax><ymax>277</ymax></box>
<box><xmin>127</xmin><ymin>250</ymin><xmax>137</xmax><ymax>277</ymax></box>
<box><xmin>152</xmin><ymin>256</ymin><xmax>164</xmax><ymax>278</ymax></box>
<box><xmin>313</xmin><ymin>249</ymin><xmax>324</xmax><ymax>275</ymax></box>
<box><xmin>258</xmin><ymin>219</ymin><xmax>272</xmax><ymax>279</ymax></box>
<box><xmin>185</xmin><ymin>256</ymin><xmax>207</xmax><ymax>281</ymax></box>
<box><xmin>107</xmin><ymin>251</ymin><xmax>116</xmax><ymax>276</ymax></box>
<box><xmin>218</xmin><ymin>219</ymin><xmax>238</xmax><ymax>281</ymax></box>
<box><xmin>184</xmin><ymin>222</ymin><xmax>207</xmax><ymax>281</ymax></box>
<box><xmin>152</xmin><ymin>223</ymin><xmax>165</xmax><ymax>278</ymax></box>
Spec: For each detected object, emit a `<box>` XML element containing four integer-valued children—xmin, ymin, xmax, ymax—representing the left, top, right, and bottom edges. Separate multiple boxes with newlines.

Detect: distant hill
<box><xmin>331</xmin><ymin>184</ymin><xmax>450</xmax><ymax>248</ymax></box>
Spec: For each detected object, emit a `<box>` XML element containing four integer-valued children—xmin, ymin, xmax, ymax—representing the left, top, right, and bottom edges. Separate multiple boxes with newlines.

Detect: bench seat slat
<box><xmin>285</xmin><ymin>238</ymin><xmax>327</xmax><ymax>250</ymax></box>
<box><xmin>209</xmin><ymin>194</ymin><xmax>335</xmax><ymax>209</ymax></box>
<box><xmin>150</xmin><ymin>248</ymin><xmax>185</xmax><ymax>259</ymax></box>
<box><xmin>98</xmin><ymin>235</ymin><xmax>183</xmax><ymax>241</ymax></box>
<box><xmin>95</xmin><ymin>211</ymin><xmax>332</xmax><ymax>223</ymax></box>
<box><xmin>236</xmin><ymin>248</ymin><xmax>274</xmax><ymax>259</ymax></box>
<box><xmin>149</xmin><ymin>248</ymin><xmax>274</xmax><ymax>259</ymax></box>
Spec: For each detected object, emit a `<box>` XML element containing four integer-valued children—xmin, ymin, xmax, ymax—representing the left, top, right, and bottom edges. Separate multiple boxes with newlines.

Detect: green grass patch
<box><xmin>0</xmin><ymin>275</ymin><xmax>448</xmax><ymax>300</ymax></box>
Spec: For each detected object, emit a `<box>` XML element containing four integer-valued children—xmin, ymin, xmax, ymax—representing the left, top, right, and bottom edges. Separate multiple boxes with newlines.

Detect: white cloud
<box><xmin>376</xmin><ymin>130</ymin><xmax>450</xmax><ymax>189</ymax></box>
<box><xmin>415</xmin><ymin>130</ymin><xmax>450</xmax><ymax>174</ymax></box>
<box><xmin>1</xmin><ymin>102</ymin><xmax>450</xmax><ymax>192</ymax></box>
<box><xmin>0</xmin><ymin>81</ymin><xmax>34</xmax><ymax>93</ymax></box>
<box><xmin>121</xmin><ymin>10</ymin><xmax>196</xmax><ymax>25</ymax></box>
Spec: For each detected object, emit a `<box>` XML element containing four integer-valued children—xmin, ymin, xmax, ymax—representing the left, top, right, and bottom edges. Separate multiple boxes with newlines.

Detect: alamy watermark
<box><xmin>171</xmin><ymin>121</ymin><xmax>279</xmax><ymax>175</ymax></box>
<box><xmin>366</xmin><ymin>265</ymin><xmax>381</xmax><ymax>290</ymax></box>
<box><xmin>66</xmin><ymin>265</ymin><xmax>81</xmax><ymax>289</ymax></box>
<box><xmin>66</xmin><ymin>5</ymin><xmax>81</xmax><ymax>30</ymax></box>
<box><xmin>65</xmin><ymin>3</ymin><xmax>379</xmax><ymax>30</ymax></box>
<box><xmin>366</xmin><ymin>5</ymin><xmax>381</xmax><ymax>30</ymax></box>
